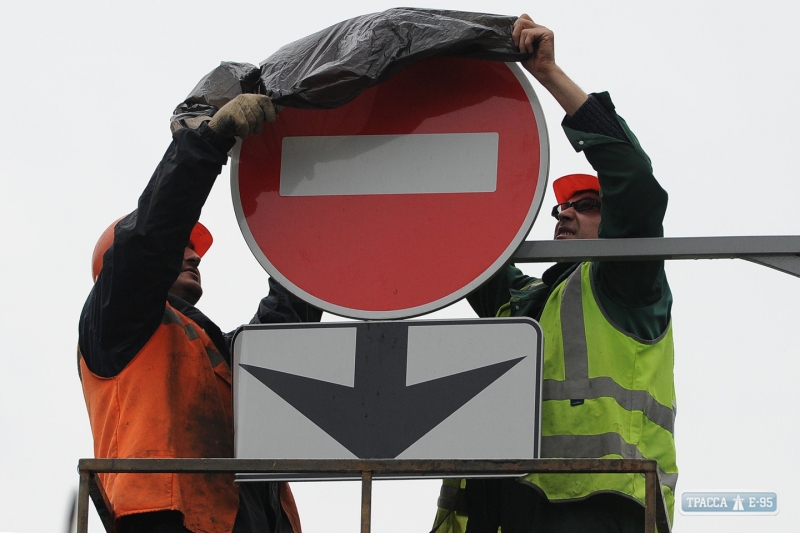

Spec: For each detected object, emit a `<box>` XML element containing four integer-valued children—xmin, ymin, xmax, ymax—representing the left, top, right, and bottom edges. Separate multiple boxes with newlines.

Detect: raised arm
<box><xmin>514</xmin><ymin>14</ymin><xmax>670</xmax><ymax>338</ymax></box>
<box><xmin>80</xmin><ymin>95</ymin><xmax>276</xmax><ymax>377</ymax></box>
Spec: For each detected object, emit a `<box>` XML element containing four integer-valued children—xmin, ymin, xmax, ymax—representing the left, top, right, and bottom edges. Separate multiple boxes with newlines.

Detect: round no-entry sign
<box><xmin>232</xmin><ymin>56</ymin><xmax>548</xmax><ymax>319</ymax></box>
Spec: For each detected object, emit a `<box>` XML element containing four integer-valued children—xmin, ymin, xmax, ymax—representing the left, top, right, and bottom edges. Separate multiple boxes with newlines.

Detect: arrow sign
<box><xmin>232</xmin><ymin>319</ymin><xmax>543</xmax><ymax>480</ymax></box>
<box><xmin>231</xmin><ymin>56</ymin><xmax>549</xmax><ymax>320</ymax></box>
<box><xmin>240</xmin><ymin>322</ymin><xmax>523</xmax><ymax>458</ymax></box>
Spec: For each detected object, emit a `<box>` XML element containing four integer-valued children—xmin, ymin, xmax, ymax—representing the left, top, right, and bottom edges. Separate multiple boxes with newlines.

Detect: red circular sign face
<box><xmin>232</xmin><ymin>56</ymin><xmax>548</xmax><ymax>319</ymax></box>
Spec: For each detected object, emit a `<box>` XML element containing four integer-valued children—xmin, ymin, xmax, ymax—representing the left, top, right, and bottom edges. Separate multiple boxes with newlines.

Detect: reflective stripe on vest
<box><xmin>541</xmin><ymin>433</ymin><xmax>677</xmax><ymax>492</ymax></box>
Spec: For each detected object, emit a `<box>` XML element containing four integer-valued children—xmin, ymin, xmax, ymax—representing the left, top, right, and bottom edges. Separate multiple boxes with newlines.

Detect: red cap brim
<box><xmin>93</xmin><ymin>219</ymin><xmax>214</xmax><ymax>281</ymax></box>
<box><xmin>189</xmin><ymin>222</ymin><xmax>213</xmax><ymax>258</ymax></box>
<box><xmin>552</xmin><ymin>173</ymin><xmax>600</xmax><ymax>204</ymax></box>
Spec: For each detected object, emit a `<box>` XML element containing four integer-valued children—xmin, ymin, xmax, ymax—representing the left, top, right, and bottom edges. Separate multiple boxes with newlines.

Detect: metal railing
<box><xmin>77</xmin><ymin>458</ymin><xmax>671</xmax><ymax>533</ymax></box>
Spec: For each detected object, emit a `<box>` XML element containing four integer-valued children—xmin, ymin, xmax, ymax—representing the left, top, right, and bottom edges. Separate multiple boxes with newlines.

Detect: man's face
<box><xmin>169</xmin><ymin>246</ymin><xmax>203</xmax><ymax>305</ymax></box>
<box><xmin>553</xmin><ymin>191</ymin><xmax>602</xmax><ymax>240</ymax></box>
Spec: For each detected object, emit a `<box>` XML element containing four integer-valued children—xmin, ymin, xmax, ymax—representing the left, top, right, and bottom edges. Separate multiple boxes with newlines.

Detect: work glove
<box><xmin>208</xmin><ymin>94</ymin><xmax>276</xmax><ymax>139</ymax></box>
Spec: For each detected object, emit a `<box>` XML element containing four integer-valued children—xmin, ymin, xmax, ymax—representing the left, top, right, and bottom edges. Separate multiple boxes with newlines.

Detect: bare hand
<box><xmin>512</xmin><ymin>14</ymin><xmax>557</xmax><ymax>83</ymax></box>
<box><xmin>208</xmin><ymin>94</ymin><xmax>276</xmax><ymax>139</ymax></box>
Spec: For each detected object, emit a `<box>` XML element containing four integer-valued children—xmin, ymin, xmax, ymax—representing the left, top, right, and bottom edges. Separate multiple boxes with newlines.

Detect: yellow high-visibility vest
<box><xmin>433</xmin><ymin>262</ymin><xmax>677</xmax><ymax>532</ymax></box>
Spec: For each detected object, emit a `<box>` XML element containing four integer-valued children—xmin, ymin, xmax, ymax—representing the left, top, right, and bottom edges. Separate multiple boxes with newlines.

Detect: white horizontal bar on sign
<box><xmin>279</xmin><ymin>133</ymin><xmax>499</xmax><ymax>196</ymax></box>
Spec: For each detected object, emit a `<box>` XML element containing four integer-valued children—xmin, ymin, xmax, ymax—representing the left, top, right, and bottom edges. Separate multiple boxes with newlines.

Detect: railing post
<box><xmin>360</xmin><ymin>470</ymin><xmax>373</xmax><ymax>533</ymax></box>
<box><xmin>644</xmin><ymin>469</ymin><xmax>657</xmax><ymax>533</ymax></box>
<box><xmin>77</xmin><ymin>470</ymin><xmax>90</xmax><ymax>533</ymax></box>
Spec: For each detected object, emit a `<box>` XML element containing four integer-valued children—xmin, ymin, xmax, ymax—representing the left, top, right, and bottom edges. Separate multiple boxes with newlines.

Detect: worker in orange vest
<box><xmin>78</xmin><ymin>94</ymin><xmax>321</xmax><ymax>533</ymax></box>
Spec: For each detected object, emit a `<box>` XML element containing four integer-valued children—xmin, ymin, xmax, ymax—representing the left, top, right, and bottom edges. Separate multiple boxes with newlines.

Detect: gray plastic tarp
<box><xmin>170</xmin><ymin>8</ymin><xmax>525</xmax><ymax>127</ymax></box>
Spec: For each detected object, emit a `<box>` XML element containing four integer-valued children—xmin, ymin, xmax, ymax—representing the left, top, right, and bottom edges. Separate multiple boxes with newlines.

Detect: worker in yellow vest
<box><xmin>433</xmin><ymin>14</ymin><xmax>676</xmax><ymax>533</ymax></box>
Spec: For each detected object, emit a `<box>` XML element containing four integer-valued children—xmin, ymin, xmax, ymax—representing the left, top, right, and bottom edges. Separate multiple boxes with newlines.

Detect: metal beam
<box><xmin>512</xmin><ymin>236</ymin><xmax>800</xmax><ymax>277</ymax></box>
<box><xmin>78</xmin><ymin>457</ymin><xmax>660</xmax><ymax>476</ymax></box>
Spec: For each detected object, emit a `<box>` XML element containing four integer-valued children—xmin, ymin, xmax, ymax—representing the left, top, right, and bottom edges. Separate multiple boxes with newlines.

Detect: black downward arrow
<box><xmin>240</xmin><ymin>322</ymin><xmax>525</xmax><ymax>458</ymax></box>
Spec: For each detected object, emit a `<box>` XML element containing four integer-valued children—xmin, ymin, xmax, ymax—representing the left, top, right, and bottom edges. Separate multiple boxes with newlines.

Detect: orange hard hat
<box><xmin>552</xmin><ymin>173</ymin><xmax>600</xmax><ymax>204</ymax></box>
<box><xmin>91</xmin><ymin>217</ymin><xmax>213</xmax><ymax>281</ymax></box>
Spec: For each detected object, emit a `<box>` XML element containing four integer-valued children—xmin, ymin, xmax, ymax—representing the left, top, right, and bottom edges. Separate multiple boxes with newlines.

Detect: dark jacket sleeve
<box><xmin>79</xmin><ymin>124</ymin><xmax>235</xmax><ymax>377</ymax></box>
<box><xmin>564</xmin><ymin>92</ymin><xmax>672</xmax><ymax>339</ymax></box>
<box><xmin>466</xmin><ymin>94</ymin><xmax>671</xmax><ymax>339</ymax></box>
<box><xmin>466</xmin><ymin>264</ymin><xmax>534</xmax><ymax>318</ymax></box>
<box><xmin>249</xmin><ymin>278</ymin><xmax>323</xmax><ymax>325</ymax></box>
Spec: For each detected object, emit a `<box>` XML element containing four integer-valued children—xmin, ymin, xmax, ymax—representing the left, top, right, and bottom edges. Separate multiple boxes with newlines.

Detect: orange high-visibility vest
<box><xmin>79</xmin><ymin>303</ymin><xmax>302</xmax><ymax>533</ymax></box>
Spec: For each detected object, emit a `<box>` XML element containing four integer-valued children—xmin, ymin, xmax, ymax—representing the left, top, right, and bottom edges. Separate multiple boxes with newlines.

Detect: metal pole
<box><xmin>511</xmin><ymin>236</ymin><xmax>800</xmax><ymax>277</ymax></box>
<box><xmin>77</xmin><ymin>471</ymin><xmax>90</xmax><ymax>533</ymax></box>
<box><xmin>513</xmin><ymin>236</ymin><xmax>800</xmax><ymax>261</ymax></box>
<box><xmin>644</xmin><ymin>470</ymin><xmax>657</xmax><ymax>533</ymax></box>
<box><xmin>360</xmin><ymin>470</ymin><xmax>372</xmax><ymax>533</ymax></box>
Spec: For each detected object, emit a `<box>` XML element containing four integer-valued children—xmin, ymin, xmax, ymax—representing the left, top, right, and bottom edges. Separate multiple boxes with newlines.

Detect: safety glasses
<box><xmin>551</xmin><ymin>198</ymin><xmax>601</xmax><ymax>219</ymax></box>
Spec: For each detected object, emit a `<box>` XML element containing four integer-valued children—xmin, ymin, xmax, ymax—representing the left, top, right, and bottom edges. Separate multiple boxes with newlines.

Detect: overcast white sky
<box><xmin>3</xmin><ymin>1</ymin><xmax>800</xmax><ymax>532</ymax></box>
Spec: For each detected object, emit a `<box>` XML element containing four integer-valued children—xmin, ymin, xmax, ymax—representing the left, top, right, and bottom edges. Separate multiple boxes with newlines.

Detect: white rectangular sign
<box><xmin>279</xmin><ymin>133</ymin><xmax>499</xmax><ymax>196</ymax></box>
<box><xmin>232</xmin><ymin>318</ymin><xmax>542</xmax><ymax>481</ymax></box>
